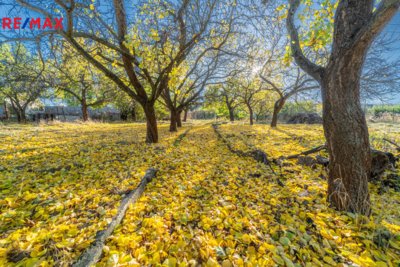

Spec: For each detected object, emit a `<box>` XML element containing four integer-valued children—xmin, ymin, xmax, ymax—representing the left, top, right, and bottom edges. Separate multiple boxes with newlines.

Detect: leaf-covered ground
<box><xmin>0</xmin><ymin>122</ymin><xmax>399</xmax><ymax>266</ymax></box>
<box><xmin>0</xmin><ymin>123</ymin><xmax>186</xmax><ymax>266</ymax></box>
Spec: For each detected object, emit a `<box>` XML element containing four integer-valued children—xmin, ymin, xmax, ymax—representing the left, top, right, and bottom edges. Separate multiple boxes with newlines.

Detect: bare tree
<box><xmin>361</xmin><ymin>33</ymin><xmax>400</xmax><ymax>102</ymax></box>
<box><xmin>48</xmin><ymin>46</ymin><xmax>113</xmax><ymax>121</ymax></box>
<box><xmin>287</xmin><ymin>0</ymin><xmax>400</xmax><ymax>214</ymax></box>
<box><xmin>261</xmin><ymin>67</ymin><xmax>319</xmax><ymax>127</ymax></box>
<box><xmin>0</xmin><ymin>43</ymin><xmax>47</xmax><ymax>122</ymax></box>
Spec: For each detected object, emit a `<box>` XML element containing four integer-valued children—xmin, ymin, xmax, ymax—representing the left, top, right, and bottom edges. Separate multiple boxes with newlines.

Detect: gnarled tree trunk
<box><xmin>271</xmin><ymin>98</ymin><xmax>286</xmax><ymax>128</ymax></box>
<box><xmin>143</xmin><ymin>104</ymin><xmax>158</xmax><ymax>143</ymax></box>
<box><xmin>286</xmin><ymin>0</ymin><xmax>400</xmax><ymax>215</ymax></box>
<box><xmin>10</xmin><ymin>100</ymin><xmax>27</xmax><ymax>123</ymax></box>
<box><xmin>322</xmin><ymin>50</ymin><xmax>371</xmax><ymax>215</ymax></box>
<box><xmin>3</xmin><ymin>102</ymin><xmax>9</xmax><ymax>120</ymax></box>
<box><xmin>228</xmin><ymin>107</ymin><xmax>235</xmax><ymax>122</ymax></box>
<box><xmin>81</xmin><ymin>99</ymin><xmax>89</xmax><ymax>122</ymax></box>
<box><xmin>131</xmin><ymin>104</ymin><xmax>136</xmax><ymax>121</ymax></box>
<box><xmin>183</xmin><ymin>108</ymin><xmax>188</xmax><ymax>122</ymax></box>
<box><xmin>169</xmin><ymin>109</ymin><xmax>178</xmax><ymax>132</ymax></box>
<box><xmin>246</xmin><ymin>103</ymin><xmax>254</xmax><ymax>125</ymax></box>
<box><xmin>177</xmin><ymin>110</ymin><xmax>182</xmax><ymax>127</ymax></box>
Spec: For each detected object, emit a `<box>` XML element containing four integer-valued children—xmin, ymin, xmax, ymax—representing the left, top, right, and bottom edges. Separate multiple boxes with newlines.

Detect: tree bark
<box><xmin>10</xmin><ymin>101</ymin><xmax>26</xmax><ymax>123</ymax></box>
<box><xmin>81</xmin><ymin>99</ymin><xmax>89</xmax><ymax>122</ymax></box>
<box><xmin>143</xmin><ymin>104</ymin><xmax>158</xmax><ymax>143</ymax></box>
<box><xmin>16</xmin><ymin>111</ymin><xmax>21</xmax><ymax>123</ymax></box>
<box><xmin>169</xmin><ymin>109</ymin><xmax>178</xmax><ymax>132</ymax></box>
<box><xmin>3</xmin><ymin>102</ymin><xmax>9</xmax><ymax>120</ymax></box>
<box><xmin>73</xmin><ymin>168</ymin><xmax>158</xmax><ymax>267</ymax></box>
<box><xmin>286</xmin><ymin>0</ymin><xmax>400</xmax><ymax>215</ymax></box>
<box><xmin>131</xmin><ymin>104</ymin><xmax>136</xmax><ymax>121</ymax></box>
<box><xmin>271</xmin><ymin>98</ymin><xmax>286</xmax><ymax>128</ymax></box>
<box><xmin>177</xmin><ymin>110</ymin><xmax>182</xmax><ymax>127</ymax></box>
<box><xmin>322</xmin><ymin>52</ymin><xmax>371</xmax><ymax>215</ymax></box>
<box><xmin>228</xmin><ymin>107</ymin><xmax>235</xmax><ymax>122</ymax></box>
<box><xmin>183</xmin><ymin>108</ymin><xmax>188</xmax><ymax>122</ymax></box>
<box><xmin>247</xmin><ymin>103</ymin><xmax>254</xmax><ymax>125</ymax></box>
<box><xmin>120</xmin><ymin>110</ymin><xmax>128</xmax><ymax>121</ymax></box>
<box><xmin>20</xmin><ymin>109</ymin><xmax>27</xmax><ymax>123</ymax></box>
<box><xmin>225</xmin><ymin>96</ymin><xmax>235</xmax><ymax>122</ymax></box>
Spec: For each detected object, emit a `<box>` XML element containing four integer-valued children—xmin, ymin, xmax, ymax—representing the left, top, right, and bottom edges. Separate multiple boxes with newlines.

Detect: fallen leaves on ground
<box><xmin>0</xmin><ymin>122</ymin><xmax>399</xmax><ymax>266</ymax></box>
<box><xmin>0</xmin><ymin>122</ymin><xmax>184</xmax><ymax>266</ymax></box>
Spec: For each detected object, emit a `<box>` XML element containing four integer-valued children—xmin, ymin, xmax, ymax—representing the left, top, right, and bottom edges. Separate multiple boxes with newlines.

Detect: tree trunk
<box><xmin>120</xmin><ymin>110</ymin><xmax>128</xmax><ymax>121</ymax></box>
<box><xmin>3</xmin><ymin>102</ymin><xmax>9</xmax><ymax>120</ymax></box>
<box><xmin>15</xmin><ymin>108</ymin><xmax>27</xmax><ymax>123</ymax></box>
<box><xmin>143</xmin><ymin>104</ymin><xmax>158</xmax><ymax>143</ymax></box>
<box><xmin>81</xmin><ymin>100</ymin><xmax>89</xmax><ymax>122</ymax></box>
<box><xmin>20</xmin><ymin>109</ymin><xmax>27</xmax><ymax>123</ymax></box>
<box><xmin>10</xmin><ymin>101</ymin><xmax>26</xmax><ymax>123</ymax></box>
<box><xmin>131</xmin><ymin>104</ymin><xmax>136</xmax><ymax>121</ymax></box>
<box><xmin>286</xmin><ymin>0</ymin><xmax>400</xmax><ymax>215</ymax></box>
<box><xmin>183</xmin><ymin>108</ymin><xmax>188</xmax><ymax>122</ymax></box>
<box><xmin>16</xmin><ymin>111</ymin><xmax>21</xmax><ymax>122</ymax></box>
<box><xmin>271</xmin><ymin>98</ymin><xmax>285</xmax><ymax>128</ymax></box>
<box><xmin>247</xmin><ymin>104</ymin><xmax>254</xmax><ymax>125</ymax></box>
<box><xmin>228</xmin><ymin>107</ymin><xmax>235</xmax><ymax>122</ymax></box>
<box><xmin>322</xmin><ymin>53</ymin><xmax>371</xmax><ymax>215</ymax></box>
<box><xmin>176</xmin><ymin>110</ymin><xmax>182</xmax><ymax>127</ymax></box>
<box><xmin>169</xmin><ymin>109</ymin><xmax>178</xmax><ymax>132</ymax></box>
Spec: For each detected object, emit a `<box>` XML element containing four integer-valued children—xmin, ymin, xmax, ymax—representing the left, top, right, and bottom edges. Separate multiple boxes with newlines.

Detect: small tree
<box><xmin>236</xmin><ymin>76</ymin><xmax>264</xmax><ymax>125</ymax></box>
<box><xmin>261</xmin><ymin>67</ymin><xmax>319</xmax><ymax>127</ymax></box>
<box><xmin>49</xmin><ymin>47</ymin><xmax>112</xmax><ymax>121</ymax></box>
<box><xmin>0</xmin><ymin>44</ymin><xmax>47</xmax><ymax>122</ymax></box>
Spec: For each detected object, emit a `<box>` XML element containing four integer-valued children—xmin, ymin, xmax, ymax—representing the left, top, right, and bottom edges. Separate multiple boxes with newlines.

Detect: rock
<box><xmin>286</xmin><ymin>113</ymin><xmax>323</xmax><ymax>124</ymax></box>
<box><xmin>370</xmin><ymin>150</ymin><xmax>396</xmax><ymax>181</ymax></box>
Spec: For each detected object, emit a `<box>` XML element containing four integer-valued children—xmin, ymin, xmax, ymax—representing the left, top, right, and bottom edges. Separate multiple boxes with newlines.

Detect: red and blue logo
<box><xmin>1</xmin><ymin>17</ymin><xmax>63</xmax><ymax>30</ymax></box>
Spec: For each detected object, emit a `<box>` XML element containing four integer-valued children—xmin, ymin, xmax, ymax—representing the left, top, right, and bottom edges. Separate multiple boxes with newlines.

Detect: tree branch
<box><xmin>286</xmin><ymin>0</ymin><xmax>325</xmax><ymax>82</ymax></box>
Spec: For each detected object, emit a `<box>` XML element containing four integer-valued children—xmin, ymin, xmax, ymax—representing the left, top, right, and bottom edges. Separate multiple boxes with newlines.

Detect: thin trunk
<box><xmin>16</xmin><ymin>111</ymin><xmax>21</xmax><ymax>123</ymax></box>
<box><xmin>225</xmin><ymin>97</ymin><xmax>235</xmax><ymax>122</ymax></box>
<box><xmin>15</xmin><ymin>108</ymin><xmax>26</xmax><ymax>123</ymax></box>
<box><xmin>271</xmin><ymin>98</ymin><xmax>286</xmax><ymax>128</ymax></box>
<box><xmin>143</xmin><ymin>104</ymin><xmax>158</xmax><ymax>143</ymax></box>
<box><xmin>169</xmin><ymin>109</ymin><xmax>178</xmax><ymax>132</ymax></box>
<box><xmin>177</xmin><ymin>110</ymin><xmax>182</xmax><ymax>127</ymax></box>
<box><xmin>81</xmin><ymin>99</ymin><xmax>89</xmax><ymax>122</ymax></box>
<box><xmin>20</xmin><ymin>109</ymin><xmax>27</xmax><ymax>123</ymax></box>
<box><xmin>228</xmin><ymin>107</ymin><xmax>235</xmax><ymax>122</ymax></box>
<box><xmin>183</xmin><ymin>108</ymin><xmax>188</xmax><ymax>122</ymax></box>
<box><xmin>131</xmin><ymin>104</ymin><xmax>136</xmax><ymax>121</ymax></box>
<box><xmin>247</xmin><ymin>103</ymin><xmax>253</xmax><ymax>125</ymax></box>
<box><xmin>3</xmin><ymin>102</ymin><xmax>9</xmax><ymax>120</ymax></box>
<box><xmin>10</xmin><ymin>100</ymin><xmax>23</xmax><ymax>123</ymax></box>
<box><xmin>120</xmin><ymin>110</ymin><xmax>128</xmax><ymax>121</ymax></box>
<box><xmin>323</xmin><ymin>52</ymin><xmax>371</xmax><ymax>215</ymax></box>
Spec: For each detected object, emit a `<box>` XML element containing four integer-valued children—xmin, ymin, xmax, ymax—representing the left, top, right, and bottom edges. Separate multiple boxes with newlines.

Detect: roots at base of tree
<box><xmin>73</xmin><ymin>168</ymin><xmax>158</xmax><ymax>267</ymax></box>
<box><xmin>279</xmin><ymin>144</ymin><xmax>399</xmax><ymax>191</ymax></box>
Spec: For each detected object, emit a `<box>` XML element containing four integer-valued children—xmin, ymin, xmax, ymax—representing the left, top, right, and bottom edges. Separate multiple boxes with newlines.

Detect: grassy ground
<box><xmin>0</xmin><ymin>121</ymin><xmax>399</xmax><ymax>266</ymax></box>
